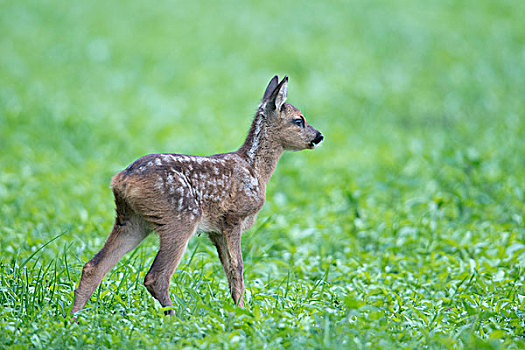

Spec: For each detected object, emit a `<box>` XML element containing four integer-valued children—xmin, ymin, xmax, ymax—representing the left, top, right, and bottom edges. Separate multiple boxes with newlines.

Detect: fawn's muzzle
<box><xmin>310</xmin><ymin>132</ymin><xmax>324</xmax><ymax>148</ymax></box>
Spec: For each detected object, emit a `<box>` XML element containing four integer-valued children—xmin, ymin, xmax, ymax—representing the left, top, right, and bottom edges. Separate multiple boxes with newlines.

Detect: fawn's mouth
<box><xmin>309</xmin><ymin>133</ymin><xmax>324</xmax><ymax>149</ymax></box>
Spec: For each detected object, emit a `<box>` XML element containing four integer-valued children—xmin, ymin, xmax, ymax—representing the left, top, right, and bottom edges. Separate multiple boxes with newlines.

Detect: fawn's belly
<box><xmin>196</xmin><ymin>214</ymin><xmax>221</xmax><ymax>233</ymax></box>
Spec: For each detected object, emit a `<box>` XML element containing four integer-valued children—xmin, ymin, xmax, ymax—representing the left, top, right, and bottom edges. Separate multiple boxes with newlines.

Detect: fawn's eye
<box><xmin>293</xmin><ymin>118</ymin><xmax>304</xmax><ymax>128</ymax></box>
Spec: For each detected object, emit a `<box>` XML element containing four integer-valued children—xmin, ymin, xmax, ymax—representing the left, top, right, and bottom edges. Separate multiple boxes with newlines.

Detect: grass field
<box><xmin>1</xmin><ymin>0</ymin><xmax>525</xmax><ymax>348</ymax></box>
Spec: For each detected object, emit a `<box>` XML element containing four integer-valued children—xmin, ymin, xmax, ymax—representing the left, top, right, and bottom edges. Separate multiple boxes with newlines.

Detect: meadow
<box><xmin>1</xmin><ymin>0</ymin><xmax>524</xmax><ymax>348</ymax></box>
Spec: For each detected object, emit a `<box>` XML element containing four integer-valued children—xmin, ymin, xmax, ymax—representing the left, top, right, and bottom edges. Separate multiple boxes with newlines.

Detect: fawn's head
<box><xmin>258</xmin><ymin>76</ymin><xmax>323</xmax><ymax>151</ymax></box>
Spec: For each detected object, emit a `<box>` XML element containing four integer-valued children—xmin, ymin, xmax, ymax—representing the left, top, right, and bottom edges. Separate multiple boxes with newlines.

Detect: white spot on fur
<box><xmin>210</xmin><ymin>158</ymin><xmax>224</xmax><ymax>165</ymax></box>
<box><xmin>178</xmin><ymin>197</ymin><xmax>184</xmax><ymax>210</ymax></box>
<box><xmin>249</xmin><ymin>176</ymin><xmax>259</xmax><ymax>189</ymax></box>
<box><xmin>247</xmin><ymin>115</ymin><xmax>263</xmax><ymax>162</ymax></box>
<box><xmin>241</xmin><ymin>174</ymin><xmax>259</xmax><ymax>198</ymax></box>
<box><xmin>155</xmin><ymin>176</ymin><xmax>164</xmax><ymax>190</ymax></box>
<box><xmin>155</xmin><ymin>158</ymin><xmax>162</xmax><ymax>165</ymax></box>
<box><xmin>188</xmin><ymin>185</ymin><xmax>197</xmax><ymax>198</ymax></box>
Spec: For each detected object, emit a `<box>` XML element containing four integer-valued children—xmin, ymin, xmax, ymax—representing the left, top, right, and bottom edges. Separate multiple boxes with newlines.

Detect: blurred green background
<box><xmin>1</xmin><ymin>0</ymin><xmax>524</xmax><ymax>348</ymax></box>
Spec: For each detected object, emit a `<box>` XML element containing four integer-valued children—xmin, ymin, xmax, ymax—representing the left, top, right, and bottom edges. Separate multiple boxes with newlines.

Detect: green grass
<box><xmin>1</xmin><ymin>0</ymin><xmax>525</xmax><ymax>348</ymax></box>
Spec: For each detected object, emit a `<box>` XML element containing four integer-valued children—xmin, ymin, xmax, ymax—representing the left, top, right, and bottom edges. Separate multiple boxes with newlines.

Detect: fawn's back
<box><xmin>112</xmin><ymin>152</ymin><xmax>264</xmax><ymax>233</ymax></box>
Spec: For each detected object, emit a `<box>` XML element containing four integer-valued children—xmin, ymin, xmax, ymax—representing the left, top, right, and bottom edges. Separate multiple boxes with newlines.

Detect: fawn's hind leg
<box><xmin>71</xmin><ymin>213</ymin><xmax>149</xmax><ymax>314</ymax></box>
<box><xmin>143</xmin><ymin>216</ymin><xmax>198</xmax><ymax>315</ymax></box>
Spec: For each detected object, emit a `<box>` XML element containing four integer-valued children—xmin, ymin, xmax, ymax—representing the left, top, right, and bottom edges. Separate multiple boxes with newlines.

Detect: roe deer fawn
<box><xmin>71</xmin><ymin>75</ymin><xmax>323</xmax><ymax>315</ymax></box>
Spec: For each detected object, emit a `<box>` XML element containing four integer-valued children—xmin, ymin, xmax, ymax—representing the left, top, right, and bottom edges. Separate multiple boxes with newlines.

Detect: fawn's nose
<box><xmin>312</xmin><ymin>132</ymin><xmax>324</xmax><ymax>145</ymax></box>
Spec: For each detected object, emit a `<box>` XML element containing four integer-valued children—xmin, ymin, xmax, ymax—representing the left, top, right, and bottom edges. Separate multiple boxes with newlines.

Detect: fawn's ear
<box><xmin>273</xmin><ymin>76</ymin><xmax>288</xmax><ymax>110</ymax></box>
<box><xmin>262</xmin><ymin>75</ymin><xmax>279</xmax><ymax>101</ymax></box>
<box><xmin>260</xmin><ymin>76</ymin><xmax>288</xmax><ymax>115</ymax></box>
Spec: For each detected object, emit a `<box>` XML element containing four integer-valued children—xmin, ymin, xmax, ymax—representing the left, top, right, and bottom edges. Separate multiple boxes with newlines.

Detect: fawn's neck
<box><xmin>238</xmin><ymin>114</ymin><xmax>283</xmax><ymax>184</ymax></box>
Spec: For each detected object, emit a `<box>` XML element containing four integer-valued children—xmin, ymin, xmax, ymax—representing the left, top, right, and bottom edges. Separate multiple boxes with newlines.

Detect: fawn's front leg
<box><xmin>209</xmin><ymin>233</ymin><xmax>232</xmax><ymax>287</ymax></box>
<box><xmin>222</xmin><ymin>223</ymin><xmax>245</xmax><ymax>308</ymax></box>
